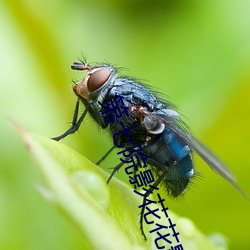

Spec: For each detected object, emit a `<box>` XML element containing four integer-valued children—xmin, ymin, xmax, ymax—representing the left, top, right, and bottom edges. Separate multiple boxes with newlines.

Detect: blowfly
<box><xmin>52</xmin><ymin>60</ymin><xmax>246</xmax><ymax>239</ymax></box>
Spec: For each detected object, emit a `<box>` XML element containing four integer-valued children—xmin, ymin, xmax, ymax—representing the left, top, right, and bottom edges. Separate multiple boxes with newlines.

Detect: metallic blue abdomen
<box><xmin>143</xmin><ymin>128</ymin><xmax>193</xmax><ymax>197</ymax></box>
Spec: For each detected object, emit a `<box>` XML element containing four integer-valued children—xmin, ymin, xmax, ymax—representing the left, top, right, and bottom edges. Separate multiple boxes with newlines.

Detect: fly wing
<box><xmin>151</xmin><ymin>110</ymin><xmax>247</xmax><ymax>198</ymax></box>
<box><xmin>171</xmin><ymin>122</ymin><xmax>247</xmax><ymax>198</ymax></box>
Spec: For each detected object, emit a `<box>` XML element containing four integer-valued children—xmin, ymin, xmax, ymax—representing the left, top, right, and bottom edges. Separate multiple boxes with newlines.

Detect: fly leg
<box><xmin>106</xmin><ymin>152</ymin><xmax>138</xmax><ymax>184</ymax></box>
<box><xmin>96</xmin><ymin>146</ymin><xmax>116</xmax><ymax>165</ymax></box>
<box><xmin>52</xmin><ymin>99</ymin><xmax>89</xmax><ymax>141</ymax></box>
<box><xmin>139</xmin><ymin>172</ymin><xmax>166</xmax><ymax>240</ymax></box>
<box><xmin>106</xmin><ymin>160</ymin><xmax>125</xmax><ymax>184</ymax></box>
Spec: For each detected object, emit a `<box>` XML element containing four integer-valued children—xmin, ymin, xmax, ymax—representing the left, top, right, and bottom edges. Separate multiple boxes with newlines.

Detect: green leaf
<box><xmin>19</xmin><ymin>127</ymin><xmax>228</xmax><ymax>250</ymax></box>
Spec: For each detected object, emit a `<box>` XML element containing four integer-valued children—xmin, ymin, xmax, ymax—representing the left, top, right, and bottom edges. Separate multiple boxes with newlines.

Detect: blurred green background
<box><xmin>1</xmin><ymin>0</ymin><xmax>250</xmax><ymax>249</ymax></box>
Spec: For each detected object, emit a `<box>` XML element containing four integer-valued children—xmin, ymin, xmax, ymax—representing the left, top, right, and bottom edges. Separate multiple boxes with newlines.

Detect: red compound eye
<box><xmin>87</xmin><ymin>68</ymin><xmax>111</xmax><ymax>92</ymax></box>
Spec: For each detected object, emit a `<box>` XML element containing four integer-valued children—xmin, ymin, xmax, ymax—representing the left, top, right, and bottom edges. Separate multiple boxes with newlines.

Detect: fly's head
<box><xmin>72</xmin><ymin>61</ymin><xmax>116</xmax><ymax>101</ymax></box>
